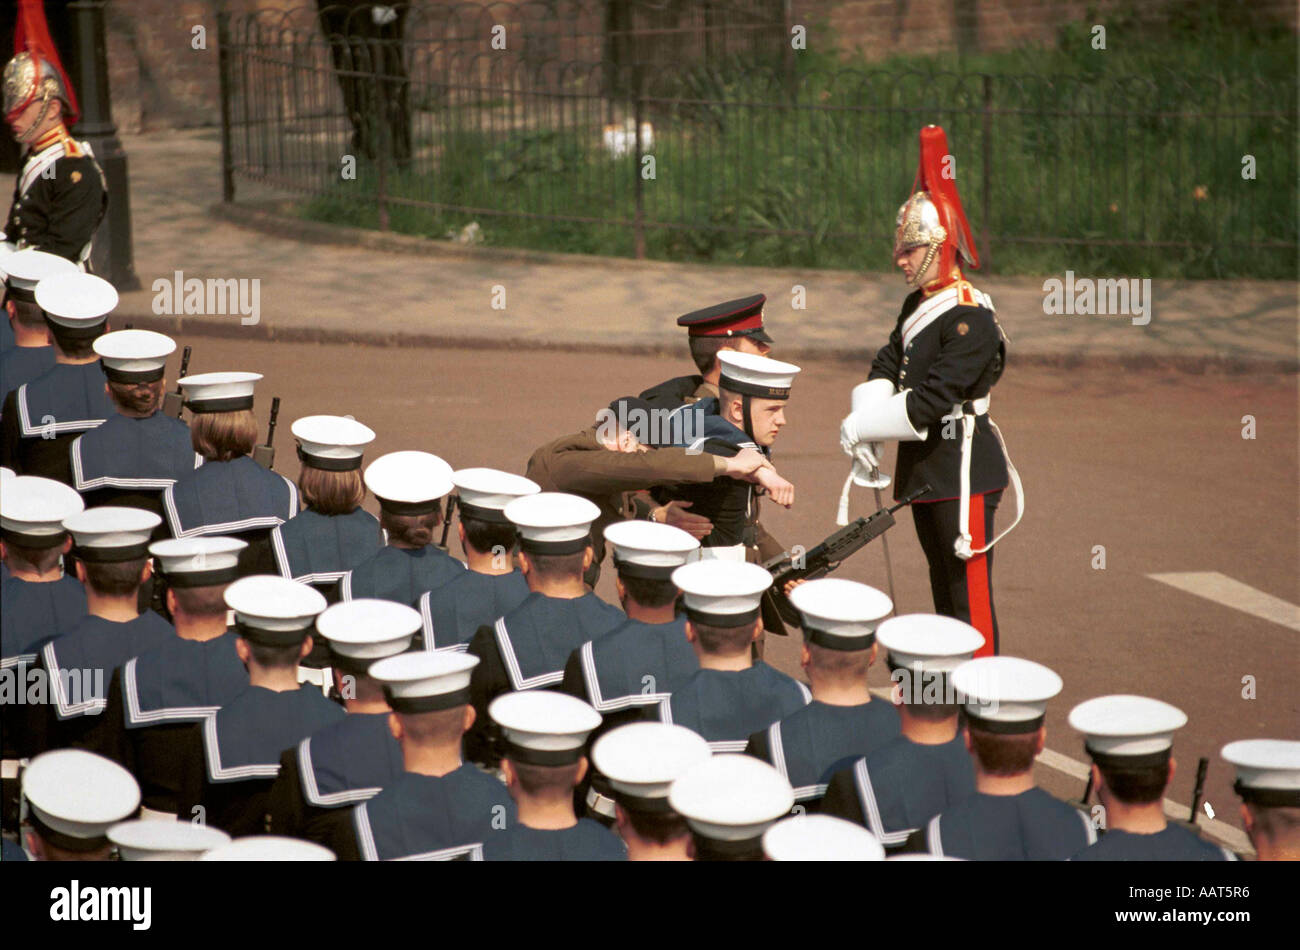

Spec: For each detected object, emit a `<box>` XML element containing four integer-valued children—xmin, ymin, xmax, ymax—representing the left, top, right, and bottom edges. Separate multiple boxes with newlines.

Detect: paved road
<box><xmin>169</xmin><ymin>334</ymin><xmax>1298</xmax><ymax>849</ymax></box>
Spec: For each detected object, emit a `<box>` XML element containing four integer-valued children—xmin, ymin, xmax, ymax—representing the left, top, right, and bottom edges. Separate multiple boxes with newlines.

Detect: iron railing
<box><xmin>217</xmin><ymin>3</ymin><xmax>1298</xmax><ymax>277</ymax></box>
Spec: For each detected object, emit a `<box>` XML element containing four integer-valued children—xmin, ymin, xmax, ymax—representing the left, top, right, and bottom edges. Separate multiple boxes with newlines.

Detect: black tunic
<box><xmin>4</xmin><ymin>134</ymin><xmax>108</xmax><ymax>263</ymax></box>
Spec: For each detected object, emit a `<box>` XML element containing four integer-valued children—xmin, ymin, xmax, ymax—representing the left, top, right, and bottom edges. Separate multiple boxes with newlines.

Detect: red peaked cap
<box><xmin>10</xmin><ymin>0</ymin><xmax>80</xmax><ymax>126</ymax></box>
<box><xmin>911</xmin><ymin>125</ymin><xmax>978</xmax><ymax>272</ymax></box>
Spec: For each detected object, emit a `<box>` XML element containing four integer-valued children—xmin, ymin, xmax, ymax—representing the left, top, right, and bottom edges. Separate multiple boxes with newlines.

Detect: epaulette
<box><xmin>956</xmin><ymin>280</ymin><xmax>978</xmax><ymax>308</ymax></box>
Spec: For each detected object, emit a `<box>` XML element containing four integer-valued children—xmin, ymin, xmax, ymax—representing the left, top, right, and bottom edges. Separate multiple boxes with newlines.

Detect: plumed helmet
<box><xmin>893</xmin><ymin>126</ymin><xmax>979</xmax><ymax>285</ymax></box>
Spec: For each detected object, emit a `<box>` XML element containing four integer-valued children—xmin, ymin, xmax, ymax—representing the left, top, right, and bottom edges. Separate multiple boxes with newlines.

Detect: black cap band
<box><xmin>457</xmin><ymin>501</ymin><xmax>514</xmax><ymax>525</ymax></box>
<box><xmin>1086</xmin><ymin>746</ymin><xmax>1172</xmax><ymax>771</ymax></box>
<box><xmin>44</xmin><ymin>316</ymin><xmax>107</xmax><ymax>342</ymax></box>
<box><xmin>612</xmin><ymin>789</ymin><xmax>676</xmax><ymax>815</ymax></box>
<box><xmin>0</xmin><ymin>527</ymin><xmax>67</xmax><ymax>549</ymax></box>
<box><xmin>504</xmin><ymin>742</ymin><xmax>585</xmax><ymax>767</ymax></box>
<box><xmin>718</xmin><ymin>375</ymin><xmax>791</xmax><ymax>400</ymax></box>
<box><xmin>385</xmin><ymin>686</ymin><xmax>472</xmax><ymax>714</ymax></box>
<box><xmin>327</xmin><ymin>651</ymin><xmax>380</xmax><ymax>678</ymax></box>
<box><xmin>376</xmin><ymin>497</ymin><xmax>442</xmax><ymax>517</ymax></box>
<box><xmin>7</xmin><ymin>284</ymin><xmax>37</xmax><ymax>304</ymax></box>
<box><xmin>101</xmin><ymin>364</ymin><xmax>166</xmax><ymax>385</ymax></box>
<box><xmin>966</xmin><ymin>712</ymin><xmax>1045</xmax><ymax>735</ymax></box>
<box><xmin>71</xmin><ymin>542</ymin><xmax>151</xmax><ymax>563</ymax></box>
<box><xmin>184</xmin><ymin>395</ymin><xmax>254</xmax><ymax>413</ymax></box>
<box><xmin>296</xmin><ymin>445</ymin><xmax>364</xmax><ymax>472</ymax></box>
<box><xmin>685</xmin><ymin>605</ymin><xmax>761</xmax><ymax>628</ymax></box>
<box><xmin>612</xmin><ymin>556</ymin><xmax>680</xmax><ymax>581</ymax></box>
<box><xmin>28</xmin><ymin>812</ymin><xmax>114</xmax><ymax>854</ymax></box>
<box><xmin>1233</xmin><ymin>781</ymin><xmax>1300</xmax><ymax>807</ymax></box>
<box><xmin>519</xmin><ymin>534</ymin><xmax>591</xmax><ymax>556</ymax></box>
<box><xmin>233</xmin><ymin>619</ymin><xmax>312</xmax><ymax>648</ymax></box>
<box><xmin>164</xmin><ymin>565</ymin><xmax>242</xmax><ymax>589</ymax></box>
<box><xmin>691</xmin><ymin>832</ymin><xmax>765</xmax><ymax>861</ymax></box>
<box><xmin>803</xmin><ymin>625</ymin><xmax>875</xmax><ymax>651</ymax></box>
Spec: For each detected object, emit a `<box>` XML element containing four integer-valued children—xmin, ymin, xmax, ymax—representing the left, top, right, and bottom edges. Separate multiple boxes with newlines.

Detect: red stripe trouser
<box><xmin>910</xmin><ymin>490</ymin><xmax>1002</xmax><ymax>657</ymax></box>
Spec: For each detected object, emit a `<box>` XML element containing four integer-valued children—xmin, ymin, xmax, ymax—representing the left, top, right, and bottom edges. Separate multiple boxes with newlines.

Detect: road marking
<box><xmin>868</xmin><ymin>687</ymin><xmax>1255</xmax><ymax>855</ymax></box>
<box><xmin>1147</xmin><ymin>571</ymin><xmax>1300</xmax><ymax>632</ymax></box>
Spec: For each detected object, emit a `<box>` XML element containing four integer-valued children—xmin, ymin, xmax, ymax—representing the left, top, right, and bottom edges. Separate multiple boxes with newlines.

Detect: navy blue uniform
<box><xmin>465</xmin><ymin>591</ymin><xmax>625</xmax><ymax>766</ymax></box>
<box><xmin>163</xmin><ymin>455</ymin><xmax>298</xmax><ymax>542</ymax></box>
<box><xmin>0</xmin><ymin>319</ymin><xmax>11</xmax><ymax>353</ymax></box>
<box><xmin>869</xmin><ymin>281</ymin><xmax>1009</xmax><ymax>653</ymax></box>
<box><xmin>821</xmin><ymin>733</ymin><xmax>974</xmax><ymax>849</ymax></box>
<box><xmin>0</xmin><ymin>345</ymin><xmax>55</xmax><ymax>408</ymax></box>
<box><xmin>657</xmin><ymin>664</ymin><xmax>810</xmax><ymax>752</ymax></box>
<box><xmin>70</xmin><ymin>412</ymin><xmax>200</xmax><ymax>516</ymax></box>
<box><xmin>341</xmin><ymin>544</ymin><xmax>465</xmax><ymax>606</ymax></box>
<box><xmin>270</xmin><ymin>507</ymin><xmax>383</xmax><ymax>590</ymax></box>
<box><xmin>27</xmin><ymin>611</ymin><xmax>175</xmax><ymax>755</ymax></box>
<box><xmin>746</xmin><ymin>700</ymin><xmax>900</xmax><ymax>808</ymax></box>
<box><xmin>560</xmin><ymin>616</ymin><xmax>696</xmax><ymax>715</ymax></box>
<box><xmin>1072</xmin><ymin>824</ymin><xmax>1237</xmax><ymax>862</ymax></box>
<box><xmin>0</xmin><ymin>364</ymin><xmax>114</xmax><ymax>483</ymax></box>
<box><xmin>339</xmin><ymin>764</ymin><xmax>515</xmax><ymax>861</ymax></box>
<box><xmin>484</xmin><ymin>818</ymin><xmax>627</xmax><ymax>861</ymax></box>
<box><xmin>179</xmin><ymin>685</ymin><xmax>345</xmax><ymax>836</ymax></box>
<box><xmin>0</xmin><ymin>573</ymin><xmax>86</xmax><ymax>668</ymax></box>
<box><xmin>86</xmin><ymin>633</ymin><xmax>248</xmax><ymax>814</ymax></box>
<box><xmin>417</xmin><ymin>569</ymin><xmax>530</xmax><ymax>652</ymax></box>
<box><xmin>5</xmin><ymin>134</ymin><xmax>108</xmax><ymax>263</ymax></box>
<box><xmin>267</xmin><ymin>711</ymin><xmax>404</xmax><ymax>847</ymax></box>
<box><xmin>918</xmin><ymin>788</ymin><xmax>1096</xmax><ymax>860</ymax></box>
<box><xmin>639</xmin><ymin>373</ymin><xmax>706</xmax><ymax>411</ymax></box>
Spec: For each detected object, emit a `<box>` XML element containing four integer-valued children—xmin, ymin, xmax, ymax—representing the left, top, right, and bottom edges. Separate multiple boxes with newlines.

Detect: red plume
<box><xmin>13</xmin><ymin>0</ymin><xmax>80</xmax><ymax>125</ymax></box>
<box><xmin>915</xmin><ymin>125</ymin><xmax>978</xmax><ymax>271</ymax></box>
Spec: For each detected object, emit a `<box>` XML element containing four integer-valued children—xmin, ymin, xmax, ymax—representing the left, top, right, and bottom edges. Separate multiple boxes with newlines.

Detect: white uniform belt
<box><xmin>953</xmin><ymin>396</ymin><xmax>1024</xmax><ymax>560</ymax></box>
<box><xmin>586</xmin><ymin>787</ymin><xmax>617</xmax><ymax>819</ymax></box>
<box><xmin>942</xmin><ymin>395</ymin><xmax>991</xmax><ymax>420</ymax></box>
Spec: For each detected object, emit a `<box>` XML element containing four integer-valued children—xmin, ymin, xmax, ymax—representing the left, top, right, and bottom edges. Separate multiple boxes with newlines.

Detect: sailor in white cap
<box><xmin>483</xmin><ymin>690</ymin><xmax>625</xmax><ymax>861</ymax></box>
<box><xmin>651</xmin><ymin>351</ymin><xmax>799</xmax><ymax>566</ymax></box>
<box><xmin>87</xmin><ymin>537</ymin><xmax>250</xmax><ymax>820</ymax></box>
<box><xmin>173</xmin><ymin>576</ymin><xmax>342</xmax><ymax>836</ymax></box>
<box><xmin>199</xmin><ymin>836</ymin><xmax>336</xmax><ymax>861</ymax></box>
<box><xmin>162</xmin><ymin>370</ymin><xmax>298</xmax><ymax>547</ymax></box>
<box><xmin>25</xmin><ymin>507</ymin><xmax>173</xmax><ymax>755</ymax></box>
<box><xmin>1223</xmin><ymin>739</ymin><xmax>1300</xmax><ymax>861</ymax></box>
<box><xmin>763</xmin><ymin>813</ymin><xmax>887</xmax><ymax>861</ymax></box>
<box><xmin>0</xmin><ymin>271</ymin><xmax>116</xmax><ymax>483</ymax></box>
<box><xmin>0</xmin><ymin>249</ymin><xmax>74</xmax><ymax>404</ymax></box>
<box><xmin>0</xmin><ymin>476</ymin><xmax>86</xmax><ymax>828</ymax></box>
<box><xmin>108</xmin><ymin>819</ymin><xmax>231</xmax><ymax>861</ymax></box>
<box><xmin>669</xmin><ymin>753</ymin><xmax>794</xmax><ymax>861</ymax></box>
<box><xmin>21</xmin><ymin>749</ymin><xmax>140</xmax><ymax>861</ymax></box>
<box><xmin>909</xmin><ymin>656</ymin><xmax>1095</xmax><ymax>859</ymax></box>
<box><xmin>415</xmin><ymin>467</ymin><xmax>537</xmax><ymax>652</ymax></box>
<box><xmin>339</xmin><ymin>450</ymin><xmax>464</xmax><ymax>605</ymax></box>
<box><xmin>821</xmin><ymin>614</ymin><xmax>982</xmax><ymax>851</ymax></box>
<box><xmin>66</xmin><ymin>329</ymin><xmax>194</xmax><ymax>519</ymax></box>
<box><xmin>464</xmin><ymin>492</ymin><xmax>624</xmax><ymax>767</ymax></box>
<box><xmin>1069</xmin><ymin>696</ymin><xmax>1234</xmax><ymax>861</ymax></box>
<box><xmin>245</xmin><ymin>414</ymin><xmax>383</xmax><ymax>602</ymax></box>
<box><xmin>745</xmin><ymin>578</ymin><xmax>899</xmax><ymax>812</ymax></box>
<box><xmin>560</xmin><ymin>521</ymin><xmax>699</xmax><ymax>758</ymax></box>
<box><xmin>653</xmin><ymin>560</ymin><xmax>808</xmax><ymax>753</ymax></box>
<box><xmin>266</xmin><ymin>598</ymin><xmax>419</xmax><ymax>847</ymax></box>
<box><xmin>331</xmin><ymin>650</ymin><xmax>513</xmax><ymax>861</ymax></box>
<box><xmin>591</xmin><ymin>722</ymin><xmax>710</xmax><ymax>861</ymax></box>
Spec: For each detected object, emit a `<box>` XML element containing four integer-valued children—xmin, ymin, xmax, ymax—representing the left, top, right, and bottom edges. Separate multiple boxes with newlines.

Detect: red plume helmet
<box><xmin>4</xmin><ymin>0</ymin><xmax>80</xmax><ymax>129</ymax></box>
<box><xmin>894</xmin><ymin>126</ymin><xmax>978</xmax><ymax>285</ymax></box>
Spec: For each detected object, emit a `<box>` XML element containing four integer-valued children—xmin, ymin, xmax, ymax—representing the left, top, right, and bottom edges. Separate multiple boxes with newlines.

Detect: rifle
<box><xmin>252</xmin><ymin>396</ymin><xmax>281</xmax><ymax>470</ymax></box>
<box><xmin>438</xmin><ymin>492</ymin><xmax>458</xmax><ymax>551</ymax></box>
<box><xmin>762</xmin><ymin>484</ymin><xmax>931</xmax><ymax>627</ymax></box>
<box><xmin>162</xmin><ymin>345</ymin><xmax>192</xmax><ymax>418</ymax></box>
<box><xmin>1188</xmin><ymin>757</ymin><xmax>1209</xmax><ymax>826</ymax></box>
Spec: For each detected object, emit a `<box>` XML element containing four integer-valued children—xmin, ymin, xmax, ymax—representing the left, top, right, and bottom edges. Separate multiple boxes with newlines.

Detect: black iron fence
<box><xmin>217</xmin><ymin>3</ymin><xmax>1298</xmax><ymax>277</ymax></box>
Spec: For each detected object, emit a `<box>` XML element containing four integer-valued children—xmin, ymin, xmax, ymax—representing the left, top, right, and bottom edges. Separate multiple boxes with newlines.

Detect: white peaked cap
<box><xmin>316</xmin><ymin>599</ymin><xmax>421</xmax><ymax>660</ymax></box>
<box><xmin>717</xmin><ymin>350</ymin><xmax>800</xmax><ymax>398</ymax></box>
<box><xmin>591</xmin><ymin>722</ymin><xmax>712</xmax><ymax>804</ymax></box>
<box><xmin>490</xmin><ymin>690</ymin><xmax>602</xmax><ymax>763</ymax></box>
<box><xmin>668</xmin><ymin>753</ymin><xmax>793</xmax><ymax>842</ymax></box>
<box><xmin>604</xmin><ymin>520</ymin><xmax>699</xmax><ymax>574</ymax></box>
<box><xmin>451</xmin><ymin>468</ymin><xmax>540</xmax><ymax>522</ymax></box>
<box><xmin>1222</xmin><ymin>739</ymin><xmax>1300</xmax><ymax>803</ymax></box>
<box><xmin>34</xmin><ymin>271</ymin><xmax>118</xmax><ymax>326</ymax></box>
<box><xmin>364</xmin><ymin>451</ymin><xmax>454</xmax><ymax>508</ymax></box>
<box><xmin>952</xmin><ymin>656</ymin><xmax>1062</xmax><ymax>731</ymax></box>
<box><xmin>23</xmin><ymin>750</ymin><xmax>140</xmax><ymax>845</ymax></box>
<box><xmin>200</xmin><ymin>837</ymin><xmax>336</xmax><ymax>861</ymax></box>
<box><xmin>671</xmin><ymin>560</ymin><xmax>772</xmax><ymax>623</ymax></box>
<box><xmin>504</xmin><ymin>491</ymin><xmax>600</xmax><ymax>548</ymax></box>
<box><xmin>369</xmin><ymin>650</ymin><xmax>479</xmax><ymax>711</ymax></box>
<box><xmin>108</xmin><ymin>820</ymin><xmax>231</xmax><ymax>861</ymax></box>
<box><xmin>789</xmin><ymin>578</ymin><xmax>892</xmax><ymax>649</ymax></box>
<box><xmin>178</xmin><ymin>371</ymin><xmax>261</xmax><ymax>412</ymax></box>
<box><xmin>876</xmin><ymin>613</ymin><xmax>985</xmax><ymax>674</ymax></box>
<box><xmin>0</xmin><ymin>475</ymin><xmax>84</xmax><ymax>541</ymax></box>
<box><xmin>763</xmin><ymin>814</ymin><xmax>887</xmax><ymax>861</ymax></box>
<box><xmin>291</xmin><ymin>415</ymin><xmax>376</xmax><ymax>469</ymax></box>
<box><xmin>93</xmin><ymin>329</ymin><xmax>176</xmax><ymax>379</ymax></box>
<box><xmin>1068</xmin><ymin>695</ymin><xmax>1188</xmax><ymax>758</ymax></box>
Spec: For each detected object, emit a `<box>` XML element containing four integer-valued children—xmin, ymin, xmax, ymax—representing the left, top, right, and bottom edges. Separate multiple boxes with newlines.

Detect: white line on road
<box><xmin>1147</xmin><ymin>571</ymin><xmax>1300</xmax><ymax>632</ymax></box>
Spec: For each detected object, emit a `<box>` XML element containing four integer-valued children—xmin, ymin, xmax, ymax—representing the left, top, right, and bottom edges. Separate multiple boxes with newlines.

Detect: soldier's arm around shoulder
<box><xmin>904</xmin><ymin>305</ymin><xmax>1001</xmax><ymax>430</ymax></box>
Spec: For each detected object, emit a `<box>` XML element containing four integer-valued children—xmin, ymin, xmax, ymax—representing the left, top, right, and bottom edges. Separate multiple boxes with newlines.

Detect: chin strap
<box><xmin>741</xmin><ymin>393</ymin><xmax>754</xmax><ymax>442</ymax></box>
